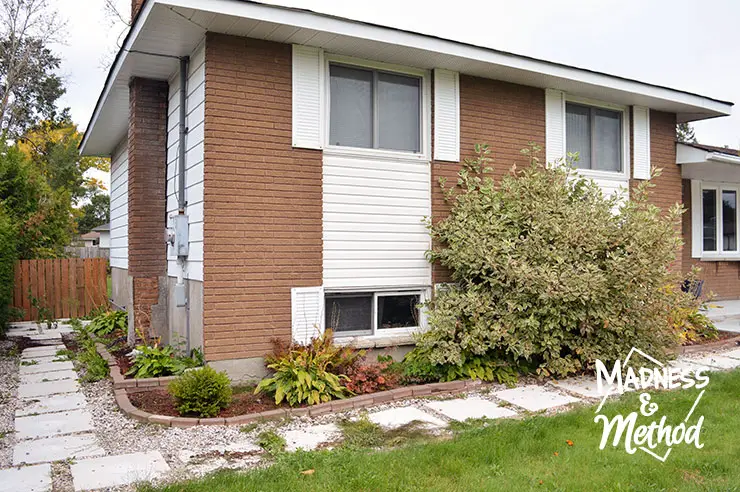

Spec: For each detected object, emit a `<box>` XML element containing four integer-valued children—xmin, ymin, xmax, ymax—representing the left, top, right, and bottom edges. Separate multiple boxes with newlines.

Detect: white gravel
<box><xmin>0</xmin><ymin>339</ymin><xmax>20</xmax><ymax>469</ymax></box>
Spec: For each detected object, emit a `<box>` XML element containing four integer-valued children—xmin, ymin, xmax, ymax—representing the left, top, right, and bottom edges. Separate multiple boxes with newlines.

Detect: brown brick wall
<box><xmin>202</xmin><ymin>34</ymin><xmax>323</xmax><ymax>361</ymax></box>
<box><xmin>682</xmin><ymin>179</ymin><xmax>740</xmax><ymax>299</ymax></box>
<box><xmin>128</xmin><ymin>77</ymin><xmax>168</xmax><ymax>332</ymax></box>
<box><xmin>431</xmin><ymin>76</ymin><xmax>546</xmax><ymax>283</ymax></box>
<box><xmin>131</xmin><ymin>0</ymin><xmax>144</xmax><ymax>20</ymax></box>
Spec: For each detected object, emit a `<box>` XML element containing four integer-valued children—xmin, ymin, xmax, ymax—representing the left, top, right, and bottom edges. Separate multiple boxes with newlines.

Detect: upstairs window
<box><xmin>566</xmin><ymin>102</ymin><xmax>623</xmax><ymax>173</ymax></box>
<box><xmin>329</xmin><ymin>64</ymin><xmax>421</xmax><ymax>153</ymax></box>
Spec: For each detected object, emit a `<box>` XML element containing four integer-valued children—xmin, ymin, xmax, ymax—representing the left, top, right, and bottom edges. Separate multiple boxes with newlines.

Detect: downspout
<box><xmin>178</xmin><ymin>55</ymin><xmax>191</xmax><ymax>355</ymax></box>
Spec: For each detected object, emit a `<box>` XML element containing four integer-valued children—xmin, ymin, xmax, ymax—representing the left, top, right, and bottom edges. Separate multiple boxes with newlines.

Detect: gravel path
<box><xmin>0</xmin><ymin>339</ymin><xmax>20</xmax><ymax>469</ymax></box>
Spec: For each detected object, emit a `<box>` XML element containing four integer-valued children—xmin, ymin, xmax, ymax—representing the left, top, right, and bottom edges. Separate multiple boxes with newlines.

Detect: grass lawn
<box><xmin>142</xmin><ymin>370</ymin><xmax>740</xmax><ymax>491</ymax></box>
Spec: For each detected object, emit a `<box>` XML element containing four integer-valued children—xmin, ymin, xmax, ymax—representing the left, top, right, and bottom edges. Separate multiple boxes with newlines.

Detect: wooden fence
<box><xmin>64</xmin><ymin>246</ymin><xmax>110</xmax><ymax>259</ymax></box>
<box><xmin>12</xmin><ymin>258</ymin><xmax>109</xmax><ymax>321</ymax></box>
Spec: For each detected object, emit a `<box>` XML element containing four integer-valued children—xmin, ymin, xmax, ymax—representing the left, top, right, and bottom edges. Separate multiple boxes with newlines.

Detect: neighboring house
<box><xmin>93</xmin><ymin>222</ymin><xmax>111</xmax><ymax>249</ymax></box>
<box><xmin>79</xmin><ymin>0</ymin><xmax>733</xmax><ymax>380</ymax></box>
<box><xmin>79</xmin><ymin>232</ymin><xmax>100</xmax><ymax>248</ymax></box>
<box><xmin>679</xmin><ymin>143</ymin><xmax>740</xmax><ymax>299</ymax></box>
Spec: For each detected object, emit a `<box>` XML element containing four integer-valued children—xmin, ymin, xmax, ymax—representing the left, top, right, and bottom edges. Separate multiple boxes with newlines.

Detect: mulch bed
<box><xmin>128</xmin><ymin>387</ymin><xmax>288</xmax><ymax>418</ymax></box>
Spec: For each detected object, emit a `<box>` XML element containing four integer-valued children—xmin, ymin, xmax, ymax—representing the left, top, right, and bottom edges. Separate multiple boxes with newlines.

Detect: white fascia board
<box><xmin>707</xmin><ymin>153</ymin><xmax>740</xmax><ymax>165</ymax></box>
<box><xmin>79</xmin><ymin>1</ymin><xmax>156</xmax><ymax>155</ymax></box>
<box><xmin>164</xmin><ymin>0</ymin><xmax>731</xmax><ymax>114</ymax></box>
<box><xmin>82</xmin><ymin>0</ymin><xmax>733</xmax><ymax>155</ymax></box>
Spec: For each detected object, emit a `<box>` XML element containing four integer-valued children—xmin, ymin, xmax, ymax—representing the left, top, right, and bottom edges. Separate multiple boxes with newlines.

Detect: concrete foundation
<box><xmin>165</xmin><ymin>276</ymin><xmax>203</xmax><ymax>354</ymax></box>
<box><xmin>209</xmin><ymin>357</ymin><xmax>269</xmax><ymax>383</ymax></box>
<box><xmin>110</xmin><ymin>268</ymin><xmax>129</xmax><ymax>310</ymax></box>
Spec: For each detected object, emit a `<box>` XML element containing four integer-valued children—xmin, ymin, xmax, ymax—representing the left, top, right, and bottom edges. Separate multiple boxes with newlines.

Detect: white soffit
<box><xmin>80</xmin><ymin>0</ymin><xmax>733</xmax><ymax>156</ymax></box>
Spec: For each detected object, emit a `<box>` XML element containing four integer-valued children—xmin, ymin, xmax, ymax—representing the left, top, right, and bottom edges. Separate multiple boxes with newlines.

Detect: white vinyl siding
<box><xmin>291</xmin><ymin>286</ymin><xmax>325</xmax><ymax>344</ymax></box>
<box><xmin>433</xmin><ymin>69</ymin><xmax>459</xmax><ymax>162</ymax></box>
<box><xmin>109</xmin><ymin>139</ymin><xmax>128</xmax><ymax>270</ymax></box>
<box><xmin>632</xmin><ymin>106</ymin><xmax>651</xmax><ymax>180</ymax></box>
<box><xmin>292</xmin><ymin>44</ymin><xmax>323</xmax><ymax>150</ymax></box>
<box><xmin>322</xmin><ymin>153</ymin><xmax>432</xmax><ymax>289</ymax></box>
<box><xmin>165</xmin><ymin>40</ymin><xmax>205</xmax><ymax>281</ymax></box>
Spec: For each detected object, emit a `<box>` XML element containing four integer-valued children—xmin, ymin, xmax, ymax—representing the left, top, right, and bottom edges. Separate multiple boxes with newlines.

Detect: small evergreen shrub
<box><xmin>415</xmin><ymin>144</ymin><xmax>687</xmax><ymax>379</ymax></box>
<box><xmin>168</xmin><ymin>366</ymin><xmax>232</xmax><ymax>418</ymax></box>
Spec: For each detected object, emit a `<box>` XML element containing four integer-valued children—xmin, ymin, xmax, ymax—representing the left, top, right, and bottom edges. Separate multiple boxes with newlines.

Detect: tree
<box><xmin>676</xmin><ymin>122</ymin><xmax>697</xmax><ymax>144</ymax></box>
<box><xmin>0</xmin><ymin>0</ymin><xmax>66</xmax><ymax>138</ymax></box>
<box><xmin>77</xmin><ymin>192</ymin><xmax>109</xmax><ymax>235</ymax></box>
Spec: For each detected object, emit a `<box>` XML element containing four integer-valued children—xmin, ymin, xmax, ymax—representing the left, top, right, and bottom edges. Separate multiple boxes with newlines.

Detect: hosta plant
<box><xmin>89</xmin><ymin>310</ymin><xmax>127</xmax><ymax>336</ymax></box>
<box><xmin>255</xmin><ymin>333</ymin><xmax>350</xmax><ymax>406</ymax></box>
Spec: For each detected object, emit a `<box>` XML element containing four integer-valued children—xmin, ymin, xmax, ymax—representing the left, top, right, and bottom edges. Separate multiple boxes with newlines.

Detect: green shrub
<box><xmin>126</xmin><ymin>344</ymin><xmax>199</xmax><ymax>379</ymax></box>
<box><xmin>416</xmin><ymin>144</ymin><xmax>685</xmax><ymax>379</ymax></box>
<box><xmin>89</xmin><ymin>310</ymin><xmax>127</xmax><ymax>336</ymax></box>
<box><xmin>72</xmin><ymin>324</ymin><xmax>109</xmax><ymax>382</ymax></box>
<box><xmin>255</xmin><ymin>331</ymin><xmax>350</xmax><ymax>406</ymax></box>
<box><xmin>168</xmin><ymin>366</ymin><xmax>232</xmax><ymax>418</ymax></box>
<box><xmin>0</xmin><ymin>207</ymin><xmax>17</xmax><ymax>336</ymax></box>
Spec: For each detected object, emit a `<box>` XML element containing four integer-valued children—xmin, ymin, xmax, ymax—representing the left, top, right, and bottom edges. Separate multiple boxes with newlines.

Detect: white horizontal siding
<box><xmin>166</xmin><ymin>40</ymin><xmax>205</xmax><ymax>282</ymax></box>
<box><xmin>323</xmin><ymin>153</ymin><xmax>432</xmax><ymax>289</ymax></box>
<box><xmin>109</xmin><ymin>139</ymin><xmax>128</xmax><ymax>270</ymax></box>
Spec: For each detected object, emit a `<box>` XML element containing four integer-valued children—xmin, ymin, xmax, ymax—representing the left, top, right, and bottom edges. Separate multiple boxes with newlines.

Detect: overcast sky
<box><xmin>55</xmin><ymin>0</ymin><xmax>740</xmax><ymax>150</ymax></box>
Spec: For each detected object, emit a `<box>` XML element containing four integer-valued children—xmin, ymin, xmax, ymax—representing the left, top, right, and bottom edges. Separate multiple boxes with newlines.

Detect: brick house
<box><xmin>80</xmin><ymin>0</ymin><xmax>733</xmax><ymax>380</ymax></box>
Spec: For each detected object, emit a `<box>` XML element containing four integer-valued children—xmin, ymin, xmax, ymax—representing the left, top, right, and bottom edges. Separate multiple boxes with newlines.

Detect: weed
<box><xmin>257</xmin><ymin>430</ymin><xmax>286</xmax><ymax>457</ymax></box>
<box><xmin>20</xmin><ymin>360</ymin><xmax>38</xmax><ymax>366</ymax></box>
<box><xmin>240</xmin><ymin>423</ymin><xmax>259</xmax><ymax>434</ymax></box>
<box><xmin>448</xmin><ymin>418</ymin><xmax>493</xmax><ymax>433</ymax></box>
<box><xmin>338</xmin><ymin>415</ymin><xmax>385</xmax><ymax>449</ymax></box>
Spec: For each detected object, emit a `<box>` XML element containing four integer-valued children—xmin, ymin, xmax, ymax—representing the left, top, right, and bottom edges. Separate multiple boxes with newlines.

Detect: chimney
<box><xmin>132</xmin><ymin>0</ymin><xmax>145</xmax><ymax>21</ymax></box>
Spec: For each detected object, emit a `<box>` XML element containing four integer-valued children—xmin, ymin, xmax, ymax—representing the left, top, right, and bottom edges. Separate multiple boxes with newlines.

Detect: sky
<box><xmin>53</xmin><ymin>0</ymin><xmax>740</xmax><ymax>155</ymax></box>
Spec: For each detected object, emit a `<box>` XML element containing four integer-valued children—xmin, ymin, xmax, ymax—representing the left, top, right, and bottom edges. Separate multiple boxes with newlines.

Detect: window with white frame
<box><xmin>325</xmin><ymin>291</ymin><xmax>422</xmax><ymax>337</ymax></box>
<box><xmin>328</xmin><ymin>63</ymin><xmax>422</xmax><ymax>153</ymax></box>
<box><xmin>700</xmin><ymin>184</ymin><xmax>739</xmax><ymax>255</ymax></box>
<box><xmin>565</xmin><ymin>102</ymin><xmax>624</xmax><ymax>173</ymax></box>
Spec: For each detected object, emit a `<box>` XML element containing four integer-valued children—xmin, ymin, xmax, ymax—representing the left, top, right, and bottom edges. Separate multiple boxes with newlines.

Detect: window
<box><xmin>566</xmin><ymin>102</ymin><xmax>623</xmax><ymax>172</ymax></box>
<box><xmin>325</xmin><ymin>291</ymin><xmax>422</xmax><ymax>336</ymax></box>
<box><xmin>699</xmin><ymin>183</ymin><xmax>740</xmax><ymax>256</ymax></box>
<box><xmin>329</xmin><ymin>64</ymin><xmax>421</xmax><ymax>153</ymax></box>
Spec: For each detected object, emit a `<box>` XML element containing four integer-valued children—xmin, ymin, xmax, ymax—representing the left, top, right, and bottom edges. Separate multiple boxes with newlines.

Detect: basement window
<box><xmin>325</xmin><ymin>291</ymin><xmax>422</xmax><ymax>337</ymax></box>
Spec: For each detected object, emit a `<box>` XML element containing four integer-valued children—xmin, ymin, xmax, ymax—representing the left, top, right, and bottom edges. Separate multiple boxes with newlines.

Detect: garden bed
<box><xmin>127</xmin><ymin>387</ymin><xmax>283</xmax><ymax>418</ymax></box>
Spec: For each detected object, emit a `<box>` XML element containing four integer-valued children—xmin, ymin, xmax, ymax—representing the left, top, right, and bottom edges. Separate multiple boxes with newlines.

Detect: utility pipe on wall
<box><xmin>178</xmin><ymin>55</ymin><xmax>190</xmax><ymax>213</ymax></box>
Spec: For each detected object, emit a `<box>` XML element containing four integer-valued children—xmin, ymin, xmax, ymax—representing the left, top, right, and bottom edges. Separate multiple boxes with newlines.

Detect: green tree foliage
<box><xmin>414</xmin><ymin>144</ymin><xmax>687</xmax><ymax>378</ymax></box>
<box><xmin>0</xmin><ymin>143</ymin><xmax>72</xmax><ymax>258</ymax></box>
<box><xmin>0</xmin><ymin>0</ymin><xmax>66</xmax><ymax>138</ymax></box>
<box><xmin>676</xmin><ymin>122</ymin><xmax>697</xmax><ymax>144</ymax></box>
<box><xmin>0</xmin><ymin>205</ymin><xmax>18</xmax><ymax>333</ymax></box>
<box><xmin>76</xmin><ymin>192</ymin><xmax>109</xmax><ymax>235</ymax></box>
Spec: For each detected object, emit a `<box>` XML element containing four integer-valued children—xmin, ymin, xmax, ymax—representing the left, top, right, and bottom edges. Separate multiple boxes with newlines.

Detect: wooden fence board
<box><xmin>10</xmin><ymin>258</ymin><xmax>109</xmax><ymax>321</ymax></box>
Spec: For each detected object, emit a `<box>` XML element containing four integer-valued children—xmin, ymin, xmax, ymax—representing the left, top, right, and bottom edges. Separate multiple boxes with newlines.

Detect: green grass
<box><xmin>106</xmin><ymin>275</ymin><xmax>112</xmax><ymax>299</ymax></box>
<box><xmin>140</xmin><ymin>370</ymin><xmax>740</xmax><ymax>491</ymax></box>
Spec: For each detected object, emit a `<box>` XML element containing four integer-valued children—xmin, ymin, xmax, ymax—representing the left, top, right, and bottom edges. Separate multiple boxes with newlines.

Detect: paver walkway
<box><xmin>0</xmin><ymin>321</ymin><xmax>170</xmax><ymax>492</ymax></box>
<box><xmin>2</xmin><ymin>319</ymin><xmax>740</xmax><ymax>489</ymax></box>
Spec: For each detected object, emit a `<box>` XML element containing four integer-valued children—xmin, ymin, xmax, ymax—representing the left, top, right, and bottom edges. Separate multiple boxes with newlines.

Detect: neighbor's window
<box><xmin>329</xmin><ymin>64</ymin><xmax>421</xmax><ymax>153</ymax></box>
<box><xmin>325</xmin><ymin>291</ymin><xmax>421</xmax><ymax>336</ymax></box>
<box><xmin>566</xmin><ymin>102</ymin><xmax>623</xmax><ymax>172</ymax></box>
<box><xmin>701</xmin><ymin>185</ymin><xmax>740</xmax><ymax>255</ymax></box>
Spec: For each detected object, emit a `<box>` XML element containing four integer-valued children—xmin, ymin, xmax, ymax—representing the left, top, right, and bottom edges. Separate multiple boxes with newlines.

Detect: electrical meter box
<box><xmin>170</xmin><ymin>214</ymin><xmax>189</xmax><ymax>258</ymax></box>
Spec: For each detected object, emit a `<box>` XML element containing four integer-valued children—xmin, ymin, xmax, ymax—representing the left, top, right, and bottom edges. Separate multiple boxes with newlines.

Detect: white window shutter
<box><xmin>633</xmin><ymin>106</ymin><xmax>651</xmax><ymax>180</ymax></box>
<box><xmin>545</xmin><ymin>89</ymin><xmax>566</xmax><ymax>165</ymax></box>
<box><xmin>292</xmin><ymin>45</ymin><xmax>323</xmax><ymax>150</ymax></box>
<box><xmin>291</xmin><ymin>286</ymin><xmax>324</xmax><ymax>345</ymax></box>
<box><xmin>433</xmin><ymin>69</ymin><xmax>460</xmax><ymax>162</ymax></box>
<box><xmin>691</xmin><ymin>180</ymin><xmax>702</xmax><ymax>258</ymax></box>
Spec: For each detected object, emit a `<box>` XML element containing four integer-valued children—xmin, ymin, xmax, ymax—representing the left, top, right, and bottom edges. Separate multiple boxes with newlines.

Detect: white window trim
<box><xmin>565</xmin><ymin>95</ymin><xmax>631</xmax><ymax>182</ymax></box>
<box><xmin>694</xmin><ymin>180</ymin><xmax>740</xmax><ymax>261</ymax></box>
<box><xmin>328</xmin><ymin>287</ymin><xmax>430</xmax><ymax>341</ymax></box>
<box><xmin>322</xmin><ymin>53</ymin><xmax>432</xmax><ymax>163</ymax></box>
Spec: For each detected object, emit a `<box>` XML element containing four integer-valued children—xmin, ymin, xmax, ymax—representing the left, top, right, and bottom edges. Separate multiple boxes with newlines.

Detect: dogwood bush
<box><xmin>416</xmin><ymin>144</ymin><xmax>685</xmax><ymax>378</ymax></box>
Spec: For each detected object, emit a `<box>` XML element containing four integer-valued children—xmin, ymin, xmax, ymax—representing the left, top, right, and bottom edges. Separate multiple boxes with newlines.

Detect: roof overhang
<box><xmin>80</xmin><ymin>0</ymin><xmax>735</xmax><ymax>156</ymax></box>
<box><xmin>678</xmin><ymin>143</ymin><xmax>740</xmax><ymax>181</ymax></box>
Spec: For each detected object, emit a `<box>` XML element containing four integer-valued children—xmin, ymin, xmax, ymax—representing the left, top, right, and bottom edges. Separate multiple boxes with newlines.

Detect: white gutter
<box><xmin>707</xmin><ymin>152</ymin><xmax>740</xmax><ymax>165</ymax></box>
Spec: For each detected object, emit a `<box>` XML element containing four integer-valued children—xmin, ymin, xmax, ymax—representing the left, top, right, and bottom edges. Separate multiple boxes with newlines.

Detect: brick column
<box><xmin>128</xmin><ymin>77</ymin><xmax>168</xmax><ymax>340</ymax></box>
<box><xmin>131</xmin><ymin>0</ymin><xmax>144</xmax><ymax>21</ymax></box>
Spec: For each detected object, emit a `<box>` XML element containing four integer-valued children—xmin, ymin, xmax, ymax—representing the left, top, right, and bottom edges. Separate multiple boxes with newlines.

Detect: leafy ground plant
<box><xmin>89</xmin><ymin>310</ymin><xmax>127</xmax><ymax>336</ymax></box>
<box><xmin>126</xmin><ymin>344</ymin><xmax>200</xmax><ymax>379</ymax></box>
<box><xmin>257</xmin><ymin>430</ymin><xmax>287</xmax><ymax>457</ymax></box>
